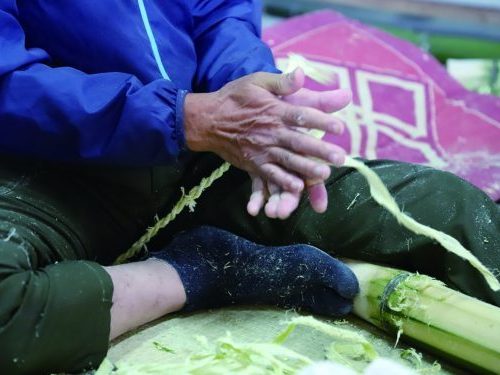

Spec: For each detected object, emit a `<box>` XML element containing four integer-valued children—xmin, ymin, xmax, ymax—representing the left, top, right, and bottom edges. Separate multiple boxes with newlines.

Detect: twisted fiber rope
<box><xmin>113</xmin><ymin>161</ymin><xmax>231</xmax><ymax>265</ymax></box>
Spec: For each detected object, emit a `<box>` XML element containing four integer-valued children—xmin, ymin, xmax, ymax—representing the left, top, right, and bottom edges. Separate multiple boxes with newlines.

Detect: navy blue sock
<box><xmin>151</xmin><ymin>226</ymin><xmax>359</xmax><ymax>316</ymax></box>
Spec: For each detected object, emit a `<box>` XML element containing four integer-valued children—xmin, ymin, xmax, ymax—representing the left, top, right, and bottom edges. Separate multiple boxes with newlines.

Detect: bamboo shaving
<box><xmin>282</xmin><ymin>54</ymin><xmax>336</xmax><ymax>85</ymax></box>
<box><xmin>97</xmin><ymin>315</ymin><xmax>379</xmax><ymax>374</ymax></box>
<box><xmin>275</xmin><ymin>316</ymin><xmax>377</xmax><ymax>361</ymax></box>
<box><xmin>343</xmin><ymin>156</ymin><xmax>500</xmax><ymax>291</ymax></box>
<box><xmin>400</xmin><ymin>348</ymin><xmax>441</xmax><ymax>374</ymax></box>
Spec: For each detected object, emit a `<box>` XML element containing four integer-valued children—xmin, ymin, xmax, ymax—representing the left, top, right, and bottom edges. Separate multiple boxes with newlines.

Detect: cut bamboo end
<box><xmin>346</xmin><ymin>261</ymin><xmax>500</xmax><ymax>374</ymax></box>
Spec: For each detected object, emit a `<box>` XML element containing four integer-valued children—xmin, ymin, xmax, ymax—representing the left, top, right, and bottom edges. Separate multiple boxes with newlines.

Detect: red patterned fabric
<box><xmin>264</xmin><ymin>11</ymin><xmax>500</xmax><ymax>200</ymax></box>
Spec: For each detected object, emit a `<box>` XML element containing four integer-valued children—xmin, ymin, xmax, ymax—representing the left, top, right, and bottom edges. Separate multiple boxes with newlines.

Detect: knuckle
<box><xmin>260</xmin><ymin>116</ymin><xmax>276</xmax><ymax>130</ymax></box>
<box><xmin>244</xmin><ymin>132</ymin><xmax>269</xmax><ymax>148</ymax></box>
<box><xmin>276</xmin><ymin>151</ymin><xmax>291</xmax><ymax>165</ymax></box>
<box><xmin>265</xmin><ymin>168</ymin><xmax>278</xmax><ymax>181</ymax></box>
<box><xmin>247</xmin><ymin>72</ymin><xmax>263</xmax><ymax>84</ymax></box>
<box><xmin>246</xmin><ymin>134</ymin><xmax>261</xmax><ymax>146</ymax></box>
<box><xmin>273</xmin><ymin>127</ymin><xmax>287</xmax><ymax>142</ymax></box>
<box><xmin>250</xmin><ymin>150</ymin><xmax>270</xmax><ymax>165</ymax></box>
<box><xmin>242</xmin><ymin>150</ymin><xmax>252</xmax><ymax>160</ymax></box>
<box><xmin>289</xmin><ymin>137</ymin><xmax>302</xmax><ymax>151</ymax></box>
<box><xmin>286</xmin><ymin>108</ymin><xmax>305</xmax><ymax>126</ymax></box>
<box><xmin>266</xmin><ymin>101</ymin><xmax>284</xmax><ymax>118</ymax></box>
<box><xmin>294</xmin><ymin>111</ymin><xmax>305</xmax><ymax>126</ymax></box>
<box><xmin>274</xmin><ymin>79</ymin><xmax>284</xmax><ymax>93</ymax></box>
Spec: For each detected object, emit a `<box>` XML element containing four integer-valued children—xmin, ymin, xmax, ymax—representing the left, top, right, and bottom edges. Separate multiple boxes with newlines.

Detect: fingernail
<box><xmin>314</xmin><ymin>165</ymin><xmax>329</xmax><ymax>179</ymax></box>
<box><xmin>291</xmin><ymin>181</ymin><xmax>303</xmax><ymax>191</ymax></box>
<box><xmin>329</xmin><ymin>153</ymin><xmax>345</xmax><ymax>166</ymax></box>
<box><xmin>334</xmin><ymin>154</ymin><xmax>345</xmax><ymax>166</ymax></box>
<box><xmin>330</xmin><ymin>122</ymin><xmax>344</xmax><ymax>134</ymax></box>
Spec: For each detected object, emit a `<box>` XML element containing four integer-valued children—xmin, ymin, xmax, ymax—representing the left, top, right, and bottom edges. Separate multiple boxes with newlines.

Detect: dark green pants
<box><xmin>0</xmin><ymin>153</ymin><xmax>498</xmax><ymax>374</ymax></box>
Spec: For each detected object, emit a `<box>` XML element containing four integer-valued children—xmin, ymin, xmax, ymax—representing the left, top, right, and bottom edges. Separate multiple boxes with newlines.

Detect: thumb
<box><xmin>252</xmin><ymin>68</ymin><xmax>305</xmax><ymax>96</ymax></box>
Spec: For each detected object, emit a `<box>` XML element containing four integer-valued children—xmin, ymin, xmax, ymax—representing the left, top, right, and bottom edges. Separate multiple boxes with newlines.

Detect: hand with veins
<box><xmin>247</xmin><ymin>86</ymin><xmax>351</xmax><ymax>219</ymax></box>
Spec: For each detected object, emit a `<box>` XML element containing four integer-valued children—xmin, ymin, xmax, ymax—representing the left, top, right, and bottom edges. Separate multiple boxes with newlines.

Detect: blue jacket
<box><xmin>0</xmin><ymin>0</ymin><xmax>278</xmax><ymax>165</ymax></box>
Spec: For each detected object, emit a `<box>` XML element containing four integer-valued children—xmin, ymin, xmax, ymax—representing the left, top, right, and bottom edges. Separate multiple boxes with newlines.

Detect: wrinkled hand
<box><xmin>247</xmin><ymin>85</ymin><xmax>351</xmax><ymax>219</ymax></box>
<box><xmin>184</xmin><ymin>69</ymin><xmax>350</xmax><ymax>194</ymax></box>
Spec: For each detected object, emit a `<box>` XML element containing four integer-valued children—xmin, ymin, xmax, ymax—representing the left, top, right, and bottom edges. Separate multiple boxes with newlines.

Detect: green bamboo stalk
<box><xmin>347</xmin><ymin>260</ymin><xmax>500</xmax><ymax>374</ymax></box>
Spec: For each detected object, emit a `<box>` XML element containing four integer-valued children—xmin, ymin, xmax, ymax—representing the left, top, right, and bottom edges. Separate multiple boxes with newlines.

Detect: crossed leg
<box><xmin>175</xmin><ymin>155</ymin><xmax>500</xmax><ymax>306</ymax></box>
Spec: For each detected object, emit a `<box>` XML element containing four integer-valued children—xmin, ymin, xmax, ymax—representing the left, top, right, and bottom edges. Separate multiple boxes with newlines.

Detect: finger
<box><xmin>306</xmin><ymin>180</ymin><xmax>328</xmax><ymax>213</ymax></box>
<box><xmin>258</xmin><ymin>163</ymin><xmax>304</xmax><ymax>193</ymax></box>
<box><xmin>264</xmin><ymin>183</ymin><xmax>281</xmax><ymax>219</ymax></box>
<box><xmin>247</xmin><ymin>191</ymin><xmax>265</xmax><ymax>216</ymax></box>
<box><xmin>281</xmin><ymin>104</ymin><xmax>345</xmax><ymax>135</ymax></box>
<box><xmin>251</xmin><ymin>68</ymin><xmax>305</xmax><ymax>96</ymax></box>
<box><xmin>268</xmin><ymin>147</ymin><xmax>331</xmax><ymax>181</ymax></box>
<box><xmin>252</xmin><ymin>173</ymin><xmax>265</xmax><ymax>191</ymax></box>
<box><xmin>247</xmin><ymin>175</ymin><xmax>266</xmax><ymax>216</ymax></box>
<box><xmin>283</xmin><ymin>88</ymin><xmax>352</xmax><ymax>113</ymax></box>
<box><xmin>268</xmin><ymin>182</ymin><xmax>280</xmax><ymax>195</ymax></box>
<box><xmin>279</xmin><ymin>132</ymin><xmax>346</xmax><ymax>167</ymax></box>
<box><xmin>276</xmin><ymin>191</ymin><xmax>301</xmax><ymax>220</ymax></box>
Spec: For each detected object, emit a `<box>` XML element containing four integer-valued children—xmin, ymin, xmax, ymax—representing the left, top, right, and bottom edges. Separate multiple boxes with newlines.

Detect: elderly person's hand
<box><xmin>247</xmin><ymin>84</ymin><xmax>351</xmax><ymax>219</ymax></box>
<box><xmin>184</xmin><ymin>69</ymin><xmax>350</xmax><ymax>217</ymax></box>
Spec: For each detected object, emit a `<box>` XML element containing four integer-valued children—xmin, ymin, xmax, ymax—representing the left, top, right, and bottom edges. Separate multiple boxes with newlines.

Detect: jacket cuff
<box><xmin>174</xmin><ymin>89</ymin><xmax>190</xmax><ymax>154</ymax></box>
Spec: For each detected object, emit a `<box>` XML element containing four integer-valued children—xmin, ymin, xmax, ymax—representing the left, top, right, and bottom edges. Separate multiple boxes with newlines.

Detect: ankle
<box><xmin>144</xmin><ymin>259</ymin><xmax>187</xmax><ymax>311</ymax></box>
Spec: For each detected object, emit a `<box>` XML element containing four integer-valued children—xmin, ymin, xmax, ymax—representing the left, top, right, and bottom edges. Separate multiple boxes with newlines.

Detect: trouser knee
<box><xmin>0</xmin><ymin>238</ymin><xmax>37</xmax><ymax>372</ymax></box>
<box><xmin>0</xmin><ymin>236</ymin><xmax>113</xmax><ymax>374</ymax></box>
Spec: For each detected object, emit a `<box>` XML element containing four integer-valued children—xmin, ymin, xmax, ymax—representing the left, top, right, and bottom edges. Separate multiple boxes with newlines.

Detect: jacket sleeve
<box><xmin>0</xmin><ymin>3</ymin><xmax>187</xmax><ymax>165</ymax></box>
<box><xmin>191</xmin><ymin>0</ymin><xmax>280</xmax><ymax>92</ymax></box>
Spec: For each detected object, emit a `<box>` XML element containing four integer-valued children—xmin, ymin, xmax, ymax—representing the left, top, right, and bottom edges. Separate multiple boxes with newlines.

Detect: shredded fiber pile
<box><xmin>96</xmin><ymin>308</ymin><xmax>454</xmax><ymax>374</ymax></box>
